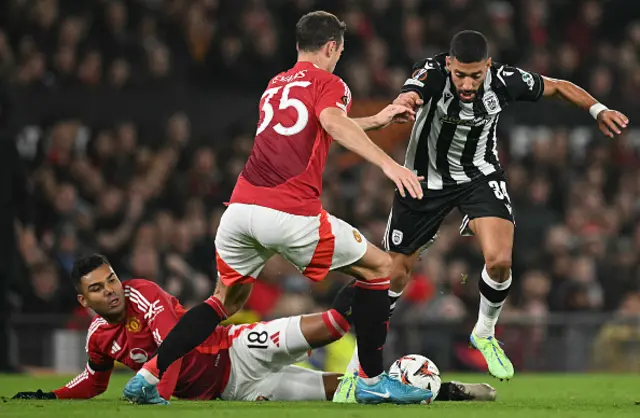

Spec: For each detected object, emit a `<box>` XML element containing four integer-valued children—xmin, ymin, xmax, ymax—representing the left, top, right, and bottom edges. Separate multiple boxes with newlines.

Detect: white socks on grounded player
<box><xmin>345</xmin><ymin>289</ymin><xmax>403</xmax><ymax>375</ymax></box>
<box><xmin>346</xmin><ymin>348</ymin><xmax>360</xmax><ymax>374</ymax></box>
<box><xmin>474</xmin><ymin>267</ymin><xmax>512</xmax><ymax>339</ymax></box>
<box><xmin>139</xmin><ymin>368</ymin><xmax>160</xmax><ymax>385</ymax></box>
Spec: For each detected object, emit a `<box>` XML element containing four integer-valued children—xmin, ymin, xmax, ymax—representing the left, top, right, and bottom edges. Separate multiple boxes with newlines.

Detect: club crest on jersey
<box><xmin>126</xmin><ymin>317</ymin><xmax>141</xmax><ymax>333</ymax></box>
<box><xmin>129</xmin><ymin>348</ymin><xmax>149</xmax><ymax>364</ymax></box>
<box><xmin>353</xmin><ymin>229</ymin><xmax>363</xmax><ymax>243</ymax></box>
<box><xmin>391</xmin><ymin>229</ymin><xmax>403</xmax><ymax>246</ymax></box>
<box><xmin>482</xmin><ymin>91</ymin><xmax>501</xmax><ymax>115</ymax></box>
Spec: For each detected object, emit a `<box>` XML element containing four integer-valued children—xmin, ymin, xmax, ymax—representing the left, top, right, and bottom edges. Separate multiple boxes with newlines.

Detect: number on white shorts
<box><xmin>247</xmin><ymin>331</ymin><xmax>269</xmax><ymax>349</ymax></box>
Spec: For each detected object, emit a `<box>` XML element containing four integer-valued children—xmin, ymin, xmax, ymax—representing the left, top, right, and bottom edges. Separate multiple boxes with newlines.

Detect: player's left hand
<box><xmin>376</xmin><ymin>104</ymin><xmax>415</xmax><ymax>128</ymax></box>
<box><xmin>12</xmin><ymin>390</ymin><xmax>56</xmax><ymax>400</ymax></box>
<box><xmin>597</xmin><ymin>110</ymin><xmax>629</xmax><ymax>138</ymax></box>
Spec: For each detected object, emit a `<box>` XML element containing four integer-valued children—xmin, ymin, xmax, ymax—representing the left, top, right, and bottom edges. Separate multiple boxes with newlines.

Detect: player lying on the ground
<box><xmin>12</xmin><ymin>254</ymin><xmax>495</xmax><ymax>402</ymax></box>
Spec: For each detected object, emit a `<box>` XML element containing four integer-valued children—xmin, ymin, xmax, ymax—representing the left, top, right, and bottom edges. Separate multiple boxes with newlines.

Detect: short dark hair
<box><xmin>449</xmin><ymin>30</ymin><xmax>489</xmax><ymax>63</ymax></box>
<box><xmin>296</xmin><ymin>11</ymin><xmax>346</xmax><ymax>52</ymax></box>
<box><xmin>71</xmin><ymin>254</ymin><xmax>110</xmax><ymax>290</ymax></box>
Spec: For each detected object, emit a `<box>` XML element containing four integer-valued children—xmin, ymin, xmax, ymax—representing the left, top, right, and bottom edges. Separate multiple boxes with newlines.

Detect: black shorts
<box><xmin>383</xmin><ymin>171</ymin><xmax>515</xmax><ymax>255</ymax></box>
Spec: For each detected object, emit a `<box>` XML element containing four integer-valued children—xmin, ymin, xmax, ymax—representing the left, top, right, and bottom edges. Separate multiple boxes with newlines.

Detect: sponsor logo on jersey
<box><xmin>482</xmin><ymin>91</ymin><xmax>501</xmax><ymax>114</ymax></box>
<box><xmin>129</xmin><ymin>348</ymin><xmax>149</xmax><ymax>364</ymax></box>
<box><xmin>126</xmin><ymin>317</ymin><xmax>141</xmax><ymax>333</ymax></box>
<box><xmin>352</xmin><ymin>229</ymin><xmax>363</xmax><ymax>243</ymax></box>
<box><xmin>440</xmin><ymin>114</ymin><xmax>490</xmax><ymax>127</ymax></box>
<box><xmin>391</xmin><ymin>230</ymin><xmax>403</xmax><ymax>246</ymax></box>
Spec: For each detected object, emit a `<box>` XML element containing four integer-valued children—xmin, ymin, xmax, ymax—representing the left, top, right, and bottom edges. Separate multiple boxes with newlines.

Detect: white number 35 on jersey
<box><xmin>256</xmin><ymin>82</ymin><xmax>311</xmax><ymax>137</ymax></box>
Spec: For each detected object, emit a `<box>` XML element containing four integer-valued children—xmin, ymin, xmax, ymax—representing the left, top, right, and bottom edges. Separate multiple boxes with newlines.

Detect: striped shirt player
<box><xmin>383</xmin><ymin>51</ymin><xmax>543</xmax><ymax>255</ymax></box>
<box><xmin>373</xmin><ymin>30</ymin><xmax>628</xmax><ymax>384</ymax></box>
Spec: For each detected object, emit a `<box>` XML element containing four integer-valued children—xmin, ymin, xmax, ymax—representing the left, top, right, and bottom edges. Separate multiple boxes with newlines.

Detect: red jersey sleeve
<box><xmin>53</xmin><ymin>319</ymin><xmax>114</xmax><ymax>399</ymax></box>
<box><xmin>125</xmin><ymin>279</ymin><xmax>184</xmax><ymax>400</ymax></box>
<box><xmin>315</xmin><ymin>75</ymin><xmax>352</xmax><ymax>118</ymax></box>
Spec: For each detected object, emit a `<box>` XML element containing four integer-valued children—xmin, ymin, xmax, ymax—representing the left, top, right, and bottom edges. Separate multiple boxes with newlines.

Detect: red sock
<box><xmin>321</xmin><ymin>309</ymin><xmax>351</xmax><ymax>339</ymax></box>
<box><xmin>142</xmin><ymin>355</ymin><xmax>160</xmax><ymax>378</ymax></box>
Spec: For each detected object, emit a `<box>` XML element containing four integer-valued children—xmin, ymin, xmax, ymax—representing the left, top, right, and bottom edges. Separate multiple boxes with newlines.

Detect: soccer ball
<box><xmin>389</xmin><ymin>354</ymin><xmax>441</xmax><ymax>403</ymax></box>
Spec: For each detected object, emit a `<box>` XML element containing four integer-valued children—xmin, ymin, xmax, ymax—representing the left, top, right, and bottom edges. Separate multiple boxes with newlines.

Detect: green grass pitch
<box><xmin>1</xmin><ymin>373</ymin><xmax>638</xmax><ymax>418</ymax></box>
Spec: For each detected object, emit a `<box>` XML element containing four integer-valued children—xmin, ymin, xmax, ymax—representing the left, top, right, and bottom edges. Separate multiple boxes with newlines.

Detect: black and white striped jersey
<box><xmin>401</xmin><ymin>53</ymin><xmax>544</xmax><ymax>190</ymax></box>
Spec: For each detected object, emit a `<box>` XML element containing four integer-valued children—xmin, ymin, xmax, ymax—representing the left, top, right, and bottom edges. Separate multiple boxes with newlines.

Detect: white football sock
<box><xmin>346</xmin><ymin>347</ymin><xmax>360</xmax><ymax>374</ymax></box>
<box><xmin>474</xmin><ymin>266</ymin><xmax>511</xmax><ymax>339</ymax></box>
<box><xmin>138</xmin><ymin>368</ymin><xmax>160</xmax><ymax>385</ymax></box>
<box><xmin>359</xmin><ymin>375</ymin><xmax>382</xmax><ymax>385</ymax></box>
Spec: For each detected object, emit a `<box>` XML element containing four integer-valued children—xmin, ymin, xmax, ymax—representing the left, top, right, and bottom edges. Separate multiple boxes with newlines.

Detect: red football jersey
<box><xmin>229</xmin><ymin>61</ymin><xmax>352</xmax><ymax>216</ymax></box>
<box><xmin>53</xmin><ymin>279</ymin><xmax>232</xmax><ymax>400</ymax></box>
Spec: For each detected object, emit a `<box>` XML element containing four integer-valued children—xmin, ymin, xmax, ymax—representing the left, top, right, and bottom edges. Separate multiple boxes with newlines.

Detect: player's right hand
<box><xmin>12</xmin><ymin>390</ymin><xmax>57</xmax><ymax>400</ymax></box>
<box><xmin>597</xmin><ymin>109</ymin><xmax>629</xmax><ymax>138</ymax></box>
<box><xmin>393</xmin><ymin>92</ymin><xmax>424</xmax><ymax>110</ymax></box>
<box><xmin>382</xmin><ymin>162</ymin><xmax>424</xmax><ymax>199</ymax></box>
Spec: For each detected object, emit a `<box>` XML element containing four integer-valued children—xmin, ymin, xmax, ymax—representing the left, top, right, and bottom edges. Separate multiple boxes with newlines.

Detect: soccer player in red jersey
<box><xmin>13</xmin><ymin>254</ymin><xmax>353</xmax><ymax>402</ymax></box>
<box><xmin>12</xmin><ymin>255</ymin><xmax>496</xmax><ymax>403</ymax></box>
<box><xmin>124</xmin><ymin>11</ymin><xmax>432</xmax><ymax>405</ymax></box>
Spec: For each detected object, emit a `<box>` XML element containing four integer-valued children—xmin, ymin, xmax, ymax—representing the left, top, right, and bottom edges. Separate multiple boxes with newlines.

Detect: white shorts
<box><xmin>215</xmin><ymin>203</ymin><xmax>368</xmax><ymax>286</ymax></box>
<box><xmin>220</xmin><ymin>316</ymin><xmax>327</xmax><ymax>401</ymax></box>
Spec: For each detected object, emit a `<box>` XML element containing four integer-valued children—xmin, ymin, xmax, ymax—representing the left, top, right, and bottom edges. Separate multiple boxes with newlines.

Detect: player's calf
<box><xmin>389</xmin><ymin>251</ymin><xmax>420</xmax><ymax>293</ymax></box>
<box><xmin>467</xmin><ymin>217</ymin><xmax>515</xmax><ymax>379</ymax></box>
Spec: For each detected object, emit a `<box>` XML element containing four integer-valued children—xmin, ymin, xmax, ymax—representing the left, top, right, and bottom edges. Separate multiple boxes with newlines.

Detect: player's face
<box><xmin>447</xmin><ymin>56</ymin><xmax>491</xmax><ymax>102</ymax></box>
<box><xmin>326</xmin><ymin>39</ymin><xmax>344</xmax><ymax>73</ymax></box>
<box><xmin>77</xmin><ymin>264</ymin><xmax>126</xmax><ymax>321</ymax></box>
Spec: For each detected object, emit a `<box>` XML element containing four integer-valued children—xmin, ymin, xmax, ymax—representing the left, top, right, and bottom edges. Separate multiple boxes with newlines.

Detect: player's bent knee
<box><xmin>484</xmin><ymin>253</ymin><xmax>512</xmax><ymax>279</ymax></box>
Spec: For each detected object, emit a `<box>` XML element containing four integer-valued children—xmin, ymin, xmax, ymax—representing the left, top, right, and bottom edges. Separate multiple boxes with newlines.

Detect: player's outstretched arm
<box><xmin>353</xmin><ymin>104</ymin><xmax>416</xmax><ymax>131</ymax></box>
<box><xmin>541</xmin><ymin>76</ymin><xmax>629</xmax><ymax>138</ymax></box>
<box><xmin>12</xmin><ymin>361</ymin><xmax>114</xmax><ymax>400</ymax></box>
<box><xmin>12</xmin><ymin>389</ymin><xmax>57</xmax><ymax>400</ymax></box>
<box><xmin>320</xmin><ymin>107</ymin><xmax>423</xmax><ymax>199</ymax></box>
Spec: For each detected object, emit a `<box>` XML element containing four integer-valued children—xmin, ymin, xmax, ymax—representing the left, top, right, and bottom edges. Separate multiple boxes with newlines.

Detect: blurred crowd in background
<box><xmin>1</xmin><ymin>0</ymin><xmax>639</xmax><ymax>345</ymax></box>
